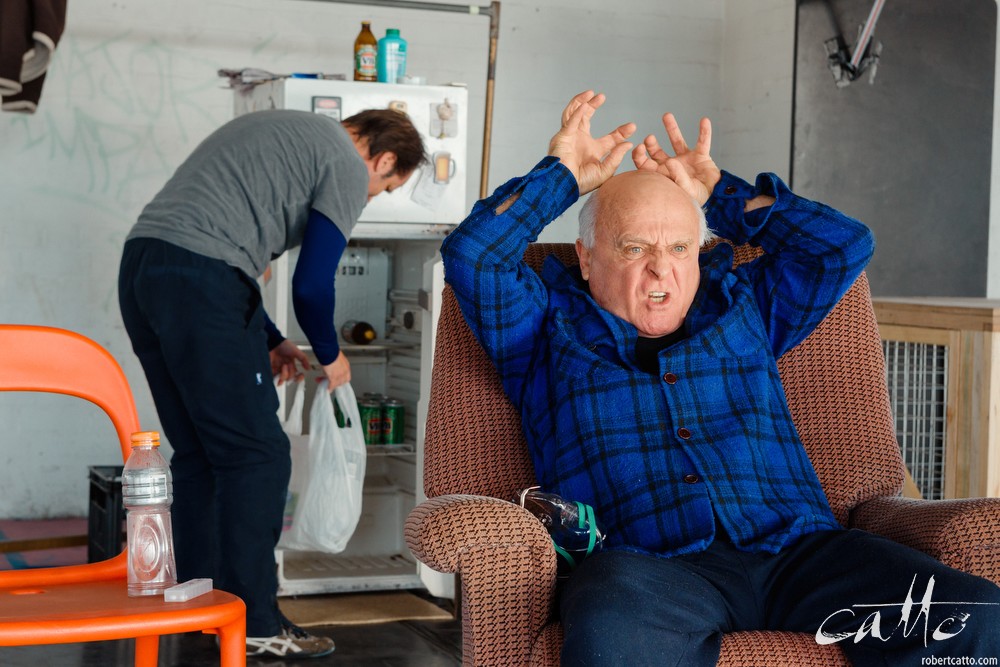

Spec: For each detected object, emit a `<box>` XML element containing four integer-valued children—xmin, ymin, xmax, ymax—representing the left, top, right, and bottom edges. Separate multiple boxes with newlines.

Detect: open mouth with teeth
<box><xmin>649</xmin><ymin>291</ymin><xmax>668</xmax><ymax>303</ymax></box>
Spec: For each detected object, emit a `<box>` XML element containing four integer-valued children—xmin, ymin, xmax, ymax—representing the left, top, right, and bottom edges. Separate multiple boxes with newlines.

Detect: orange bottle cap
<box><xmin>130</xmin><ymin>431</ymin><xmax>161</xmax><ymax>446</ymax></box>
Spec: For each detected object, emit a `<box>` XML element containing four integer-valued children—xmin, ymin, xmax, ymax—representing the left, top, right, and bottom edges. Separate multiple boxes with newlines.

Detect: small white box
<box><xmin>164</xmin><ymin>578</ymin><xmax>213</xmax><ymax>602</ymax></box>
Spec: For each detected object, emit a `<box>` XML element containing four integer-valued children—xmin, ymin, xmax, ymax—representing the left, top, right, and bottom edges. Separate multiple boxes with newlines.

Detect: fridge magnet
<box><xmin>311</xmin><ymin>96</ymin><xmax>342</xmax><ymax>120</ymax></box>
<box><xmin>432</xmin><ymin>151</ymin><xmax>456</xmax><ymax>185</ymax></box>
<box><xmin>429</xmin><ymin>99</ymin><xmax>459</xmax><ymax>138</ymax></box>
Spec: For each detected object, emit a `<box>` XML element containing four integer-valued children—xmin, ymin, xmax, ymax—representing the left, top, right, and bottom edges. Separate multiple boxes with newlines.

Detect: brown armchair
<box><xmin>404</xmin><ymin>243</ymin><xmax>1000</xmax><ymax>666</ymax></box>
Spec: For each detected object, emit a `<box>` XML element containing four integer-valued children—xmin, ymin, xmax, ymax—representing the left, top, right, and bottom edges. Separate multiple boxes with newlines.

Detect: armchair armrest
<box><xmin>405</xmin><ymin>494</ymin><xmax>558</xmax><ymax>667</ymax></box>
<box><xmin>850</xmin><ymin>496</ymin><xmax>1000</xmax><ymax>585</ymax></box>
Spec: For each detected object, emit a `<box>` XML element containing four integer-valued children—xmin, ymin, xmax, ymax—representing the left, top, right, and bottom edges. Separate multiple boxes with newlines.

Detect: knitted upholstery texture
<box><xmin>851</xmin><ymin>496</ymin><xmax>1000</xmax><ymax>585</ymax></box>
<box><xmin>718</xmin><ymin>632</ymin><xmax>849</xmax><ymax>666</ymax></box>
<box><xmin>422</xmin><ymin>286</ymin><xmax>535</xmax><ymax>500</ymax></box>
<box><xmin>404</xmin><ymin>496</ymin><xmax>558</xmax><ymax>667</ymax></box>
<box><xmin>406</xmin><ymin>242</ymin><xmax>998</xmax><ymax>666</ymax></box>
<box><xmin>421</xmin><ymin>244</ymin><xmax>577</xmax><ymax>500</ymax></box>
<box><xmin>775</xmin><ymin>270</ymin><xmax>904</xmax><ymax>524</ymax></box>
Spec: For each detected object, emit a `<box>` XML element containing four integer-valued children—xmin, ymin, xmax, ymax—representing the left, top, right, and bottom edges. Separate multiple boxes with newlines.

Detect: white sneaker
<box><xmin>245</xmin><ymin>622</ymin><xmax>335</xmax><ymax>659</ymax></box>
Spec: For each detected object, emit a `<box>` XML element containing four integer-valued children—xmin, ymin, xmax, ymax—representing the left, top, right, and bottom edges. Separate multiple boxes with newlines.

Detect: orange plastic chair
<box><xmin>0</xmin><ymin>325</ymin><xmax>246</xmax><ymax>666</ymax></box>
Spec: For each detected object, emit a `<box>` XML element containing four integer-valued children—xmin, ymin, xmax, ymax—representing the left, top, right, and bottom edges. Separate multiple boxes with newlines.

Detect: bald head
<box><xmin>578</xmin><ymin>171</ymin><xmax>712</xmax><ymax>250</ymax></box>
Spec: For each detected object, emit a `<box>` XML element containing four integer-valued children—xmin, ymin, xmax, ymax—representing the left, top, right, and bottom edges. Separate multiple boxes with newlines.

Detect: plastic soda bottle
<box><xmin>354</xmin><ymin>21</ymin><xmax>377</xmax><ymax>82</ymax></box>
<box><xmin>376</xmin><ymin>28</ymin><xmax>407</xmax><ymax>83</ymax></box>
<box><xmin>122</xmin><ymin>431</ymin><xmax>177</xmax><ymax>596</ymax></box>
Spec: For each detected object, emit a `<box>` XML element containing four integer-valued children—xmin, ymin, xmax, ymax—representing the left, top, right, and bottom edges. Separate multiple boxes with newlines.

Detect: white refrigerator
<box><xmin>235</xmin><ymin>78</ymin><xmax>468</xmax><ymax>598</ymax></box>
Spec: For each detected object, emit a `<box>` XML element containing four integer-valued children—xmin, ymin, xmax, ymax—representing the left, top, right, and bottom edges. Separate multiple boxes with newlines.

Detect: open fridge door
<box><xmin>415</xmin><ymin>254</ymin><xmax>454</xmax><ymax>600</ymax></box>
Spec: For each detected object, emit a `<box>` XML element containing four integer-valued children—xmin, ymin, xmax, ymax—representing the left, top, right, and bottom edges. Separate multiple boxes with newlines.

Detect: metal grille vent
<box><xmin>882</xmin><ymin>340</ymin><xmax>948</xmax><ymax>500</ymax></box>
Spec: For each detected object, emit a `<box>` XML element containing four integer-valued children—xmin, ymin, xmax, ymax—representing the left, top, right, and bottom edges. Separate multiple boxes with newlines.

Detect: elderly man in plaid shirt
<box><xmin>441</xmin><ymin>91</ymin><xmax>1000</xmax><ymax>667</ymax></box>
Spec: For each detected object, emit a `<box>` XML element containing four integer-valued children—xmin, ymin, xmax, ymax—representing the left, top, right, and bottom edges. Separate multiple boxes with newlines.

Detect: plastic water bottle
<box><xmin>122</xmin><ymin>431</ymin><xmax>177</xmax><ymax>596</ymax></box>
<box><xmin>376</xmin><ymin>28</ymin><xmax>407</xmax><ymax>83</ymax></box>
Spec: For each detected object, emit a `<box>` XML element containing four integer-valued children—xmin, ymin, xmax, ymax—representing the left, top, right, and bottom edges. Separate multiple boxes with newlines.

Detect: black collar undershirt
<box><xmin>634</xmin><ymin>325</ymin><xmax>688</xmax><ymax>375</ymax></box>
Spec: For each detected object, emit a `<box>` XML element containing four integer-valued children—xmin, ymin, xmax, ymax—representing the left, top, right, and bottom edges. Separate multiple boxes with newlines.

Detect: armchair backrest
<box><xmin>424</xmin><ymin>243</ymin><xmax>904</xmax><ymax>524</ymax></box>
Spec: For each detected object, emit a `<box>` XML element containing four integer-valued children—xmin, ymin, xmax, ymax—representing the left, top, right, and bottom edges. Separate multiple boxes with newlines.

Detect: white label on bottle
<box><xmin>384</xmin><ymin>45</ymin><xmax>406</xmax><ymax>82</ymax></box>
<box><xmin>356</xmin><ymin>46</ymin><xmax>376</xmax><ymax>76</ymax></box>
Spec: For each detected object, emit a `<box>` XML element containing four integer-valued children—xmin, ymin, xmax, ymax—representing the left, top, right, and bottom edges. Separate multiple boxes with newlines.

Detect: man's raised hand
<box><xmin>547</xmin><ymin>90</ymin><xmax>636</xmax><ymax>195</ymax></box>
<box><xmin>632</xmin><ymin>113</ymin><xmax>721</xmax><ymax>206</ymax></box>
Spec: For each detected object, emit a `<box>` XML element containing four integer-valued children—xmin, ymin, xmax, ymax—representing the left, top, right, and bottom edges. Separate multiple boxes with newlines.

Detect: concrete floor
<box><xmin>0</xmin><ymin>613</ymin><xmax>462</xmax><ymax>666</ymax></box>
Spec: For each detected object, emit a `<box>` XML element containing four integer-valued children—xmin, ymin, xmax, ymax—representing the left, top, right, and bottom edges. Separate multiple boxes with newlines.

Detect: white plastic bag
<box><xmin>280</xmin><ymin>379</ymin><xmax>306</xmax><ymax>437</ymax></box>
<box><xmin>279</xmin><ymin>381</ymin><xmax>367</xmax><ymax>553</ymax></box>
<box><xmin>278</xmin><ymin>380</ymin><xmax>308</xmax><ymax>539</ymax></box>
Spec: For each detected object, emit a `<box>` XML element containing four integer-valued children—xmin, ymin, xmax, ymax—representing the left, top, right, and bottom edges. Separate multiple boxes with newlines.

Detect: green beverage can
<box><xmin>381</xmin><ymin>398</ymin><xmax>405</xmax><ymax>445</ymax></box>
<box><xmin>358</xmin><ymin>399</ymin><xmax>382</xmax><ymax>445</ymax></box>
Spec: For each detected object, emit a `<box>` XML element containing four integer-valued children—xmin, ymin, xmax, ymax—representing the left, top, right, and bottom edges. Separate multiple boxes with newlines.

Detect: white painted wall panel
<box><xmin>718</xmin><ymin>0</ymin><xmax>796</xmax><ymax>182</ymax></box>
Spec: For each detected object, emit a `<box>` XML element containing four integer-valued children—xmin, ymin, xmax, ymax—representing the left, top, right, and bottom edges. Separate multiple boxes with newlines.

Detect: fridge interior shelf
<box><xmin>276</xmin><ymin>551</ymin><xmax>422</xmax><ymax>596</ymax></box>
<box><xmin>366</xmin><ymin>444</ymin><xmax>415</xmax><ymax>456</ymax></box>
<box><xmin>276</xmin><ymin>482</ymin><xmax>421</xmax><ymax>596</ymax></box>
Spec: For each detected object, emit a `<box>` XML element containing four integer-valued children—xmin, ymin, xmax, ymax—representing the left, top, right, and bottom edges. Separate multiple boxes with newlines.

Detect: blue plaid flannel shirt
<box><xmin>441</xmin><ymin>156</ymin><xmax>875</xmax><ymax>557</ymax></box>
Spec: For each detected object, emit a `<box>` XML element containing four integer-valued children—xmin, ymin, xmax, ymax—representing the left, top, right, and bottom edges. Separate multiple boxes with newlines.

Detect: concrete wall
<box><xmin>0</xmin><ymin>0</ymin><xmax>793</xmax><ymax>518</ymax></box>
<box><xmin>793</xmin><ymin>0</ymin><xmax>996</xmax><ymax>298</ymax></box>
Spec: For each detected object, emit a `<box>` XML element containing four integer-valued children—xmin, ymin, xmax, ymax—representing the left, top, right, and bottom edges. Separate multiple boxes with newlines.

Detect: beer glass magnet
<box><xmin>433</xmin><ymin>151</ymin><xmax>456</xmax><ymax>184</ymax></box>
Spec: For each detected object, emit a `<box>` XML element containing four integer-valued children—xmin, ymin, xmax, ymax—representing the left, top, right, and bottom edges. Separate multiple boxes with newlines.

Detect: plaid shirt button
<box><xmin>663</xmin><ymin>372</ymin><xmax>678</xmax><ymax>384</ymax></box>
<box><xmin>677</xmin><ymin>427</ymin><xmax>692</xmax><ymax>439</ymax></box>
<box><xmin>683</xmin><ymin>474</ymin><xmax>700</xmax><ymax>484</ymax></box>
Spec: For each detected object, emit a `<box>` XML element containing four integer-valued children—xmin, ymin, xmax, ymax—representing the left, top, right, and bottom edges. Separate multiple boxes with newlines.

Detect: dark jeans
<box><xmin>560</xmin><ymin>528</ymin><xmax>1000</xmax><ymax>667</ymax></box>
<box><xmin>119</xmin><ymin>238</ymin><xmax>290</xmax><ymax>636</ymax></box>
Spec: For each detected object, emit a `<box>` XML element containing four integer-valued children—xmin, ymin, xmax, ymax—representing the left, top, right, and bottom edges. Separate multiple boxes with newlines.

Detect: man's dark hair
<box><xmin>342</xmin><ymin>108</ymin><xmax>428</xmax><ymax>176</ymax></box>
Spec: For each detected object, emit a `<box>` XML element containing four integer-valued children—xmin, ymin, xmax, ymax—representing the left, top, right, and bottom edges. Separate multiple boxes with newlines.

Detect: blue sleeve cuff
<box><xmin>263</xmin><ymin>314</ymin><xmax>285</xmax><ymax>351</ymax></box>
<box><xmin>704</xmin><ymin>170</ymin><xmax>873</xmax><ymax>269</ymax></box>
<box><xmin>442</xmin><ymin>156</ymin><xmax>580</xmax><ymax>273</ymax></box>
<box><xmin>704</xmin><ymin>171</ymin><xmax>785</xmax><ymax>245</ymax></box>
<box><xmin>469</xmin><ymin>156</ymin><xmax>579</xmax><ymax>223</ymax></box>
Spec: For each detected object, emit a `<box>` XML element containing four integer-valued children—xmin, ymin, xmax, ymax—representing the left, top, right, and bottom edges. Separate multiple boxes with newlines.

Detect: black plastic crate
<box><xmin>87</xmin><ymin>465</ymin><xmax>125</xmax><ymax>563</ymax></box>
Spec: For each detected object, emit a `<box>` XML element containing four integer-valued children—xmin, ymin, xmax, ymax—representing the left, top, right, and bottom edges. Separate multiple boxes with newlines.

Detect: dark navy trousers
<box><xmin>560</xmin><ymin>527</ymin><xmax>1000</xmax><ymax>666</ymax></box>
<box><xmin>119</xmin><ymin>238</ymin><xmax>290</xmax><ymax>636</ymax></box>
